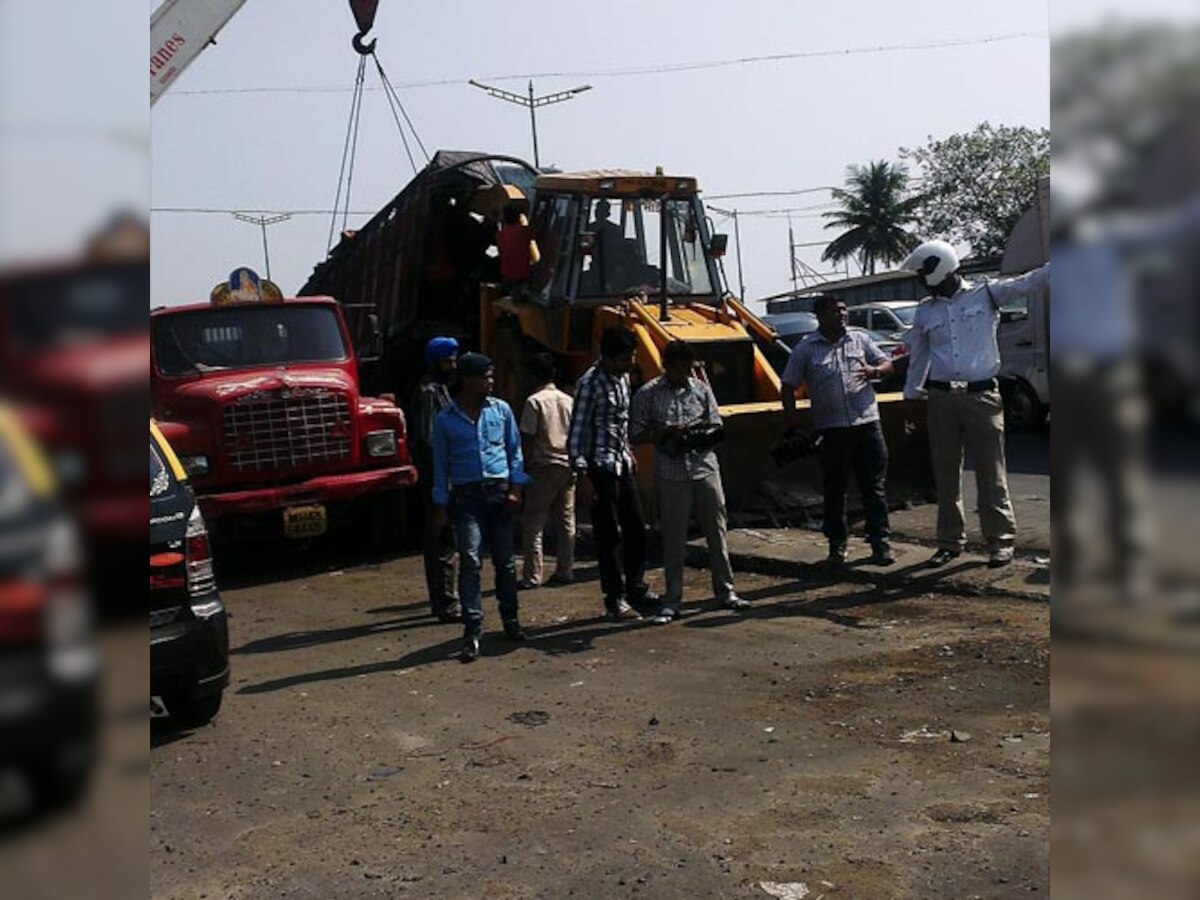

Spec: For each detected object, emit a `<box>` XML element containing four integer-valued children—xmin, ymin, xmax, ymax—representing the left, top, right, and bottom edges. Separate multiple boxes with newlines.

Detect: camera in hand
<box><xmin>657</xmin><ymin>423</ymin><xmax>725</xmax><ymax>459</ymax></box>
<box><xmin>771</xmin><ymin>425</ymin><xmax>824</xmax><ymax>467</ymax></box>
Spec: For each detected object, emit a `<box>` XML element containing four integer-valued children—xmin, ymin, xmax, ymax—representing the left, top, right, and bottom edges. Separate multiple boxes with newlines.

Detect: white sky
<box><xmin>150</xmin><ymin>0</ymin><xmax>1051</xmax><ymax>309</ymax></box>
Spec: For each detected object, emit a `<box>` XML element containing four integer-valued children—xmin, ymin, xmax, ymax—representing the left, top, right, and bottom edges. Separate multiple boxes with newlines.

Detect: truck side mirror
<box><xmin>708</xmin><ymin>233</ymin><xmax>729</xmax><ymax>258</ymax></box>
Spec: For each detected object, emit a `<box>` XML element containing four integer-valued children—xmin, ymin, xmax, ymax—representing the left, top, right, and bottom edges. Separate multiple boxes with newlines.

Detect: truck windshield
<box><xmin>3</xmin><ymin>263</ymin><xmax>148</xmax><ymax>350</ymax></box>
<box><xmin>578</xmin><ymin>197</ymin><xmax>716</xmax><ymax>298</ymax></box>
<box><xmin>153</xmin><ymin>305</ymin><xmax>348</xmax><ymax>376</ymax></box>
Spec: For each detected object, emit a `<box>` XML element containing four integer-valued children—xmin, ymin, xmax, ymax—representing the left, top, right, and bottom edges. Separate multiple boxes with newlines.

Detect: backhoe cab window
<box><xmin>153</xmin><ymin>305</ymin><xmax>348</xmax><ymax>376</ymax></box>
<box><xmin>579</xmin><ymin>197</ymin><xmax>715</xmax><ymax>299</ymax></box>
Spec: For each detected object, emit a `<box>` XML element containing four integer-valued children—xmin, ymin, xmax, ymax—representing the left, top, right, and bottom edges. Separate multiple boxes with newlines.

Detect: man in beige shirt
<box><xmin>519</xmin><ymin>353</ymin><xmax>576</xmax><ymax>588</ymax></box>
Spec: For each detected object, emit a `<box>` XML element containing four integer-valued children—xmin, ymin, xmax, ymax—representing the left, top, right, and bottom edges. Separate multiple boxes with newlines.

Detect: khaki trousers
<box><xmin>521</xmin><ymin>465</ymin><xmax>576</xmax><ymax>584</ymax></box>
<box><xmin>658</xmin><ymin>472</ymin><xmax>736</xmax><ymax>606</ymax></box>
<box><xmin>926</xmin><ymin>387</ymin><xmax>1016</xmax><ymax>552</ymax></box>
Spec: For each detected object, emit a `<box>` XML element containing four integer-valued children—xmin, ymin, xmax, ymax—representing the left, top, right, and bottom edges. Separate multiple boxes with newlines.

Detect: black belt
<box><xmin>926</xmin><ymin>378</ymin><xmax>997</xmax><ymax>394</ymax></box>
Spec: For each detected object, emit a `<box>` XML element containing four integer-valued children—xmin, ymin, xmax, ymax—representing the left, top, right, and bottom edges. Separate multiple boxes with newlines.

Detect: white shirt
<box><xmin>904</xmin><ymin>265</ymin><xmax>1049</xmax><ymax>399</ymax></box>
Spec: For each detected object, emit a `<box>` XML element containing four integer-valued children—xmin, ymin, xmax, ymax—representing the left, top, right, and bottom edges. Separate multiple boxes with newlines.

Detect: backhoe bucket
<box><xmin>708</xmin><ymin>395</ymin><xmax>934</xmax><ymax>525</ymax></box>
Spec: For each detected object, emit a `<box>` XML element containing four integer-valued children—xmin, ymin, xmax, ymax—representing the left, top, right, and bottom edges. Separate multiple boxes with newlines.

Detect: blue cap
<box><xmin>425</xmin><ymin>336</ymin><xmax>459</xmax><ymax>366</ymax></box>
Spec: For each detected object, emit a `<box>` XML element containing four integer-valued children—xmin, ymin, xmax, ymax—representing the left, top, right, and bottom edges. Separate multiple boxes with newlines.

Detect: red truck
<box><xmin>0</xmin><ymin>256</ymin><xmax>149</xmax><ymax>609</ymax></box>
<box><xmin>150</xmin><ymin>270</ymin><xmax>417</xmax><ymax>548</ymax></box>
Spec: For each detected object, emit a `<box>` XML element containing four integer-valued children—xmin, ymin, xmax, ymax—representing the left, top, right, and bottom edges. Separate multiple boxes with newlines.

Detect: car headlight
<box><xmin>365</xmin><ymin>429</ymin><xmax>397</xmax><ymax>458</ymax></box>
<box><xmin>181</xmin><ymin>454</ymin><xmax>210</xmax><ymax>476</ymax></box>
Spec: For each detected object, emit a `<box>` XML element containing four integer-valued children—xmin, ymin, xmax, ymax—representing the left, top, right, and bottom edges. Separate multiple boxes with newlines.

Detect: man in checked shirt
<box><xmin>568</xmin><ymin>327</ymin><xmax>661</xmax><ymax>621</ymax></box>
<box><xmin>631</xmin><ymin>341</ymin><xmax>748</xmax><ymax>621</ymax></box>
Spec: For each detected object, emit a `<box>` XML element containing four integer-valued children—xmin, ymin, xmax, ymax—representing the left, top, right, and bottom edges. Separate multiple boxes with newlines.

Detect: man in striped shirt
<box><xmin>568</xmin><ymin>327</ymin><xmax>660</xmax><ymax>620</ymax></box>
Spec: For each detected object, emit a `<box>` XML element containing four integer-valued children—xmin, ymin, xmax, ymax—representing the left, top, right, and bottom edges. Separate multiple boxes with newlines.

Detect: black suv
<box><xmin>0</xmin><ymin>409</ymin><xmax>98</xmax><ymax>810</ymax></box>
<box><xmin>150</xmin><ymin>424</ymin><xmax>228</xmax><ymax>727</ymax></box>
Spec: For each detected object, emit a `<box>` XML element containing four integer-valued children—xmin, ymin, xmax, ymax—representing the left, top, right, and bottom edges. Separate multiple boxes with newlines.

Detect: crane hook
<box><xmin>352</xmin><ymin>30</ymin><xmax>376</xmax><ymax>55</ymax></box>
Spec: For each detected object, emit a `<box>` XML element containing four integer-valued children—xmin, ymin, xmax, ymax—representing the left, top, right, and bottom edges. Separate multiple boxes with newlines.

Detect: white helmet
<box><xmin>900</xmin><ymin>239</ymin><xmax>959</xmax><ymax>288</ymax></box>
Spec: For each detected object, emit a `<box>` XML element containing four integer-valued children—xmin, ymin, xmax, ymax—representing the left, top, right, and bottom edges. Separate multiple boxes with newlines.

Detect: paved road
<box><xmin>152</xmin><ymin>546</ymin><xmax>1048</xmax><ymax>899</ymax></box>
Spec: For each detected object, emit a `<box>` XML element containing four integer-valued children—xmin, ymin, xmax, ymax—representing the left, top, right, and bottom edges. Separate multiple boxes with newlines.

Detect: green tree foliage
<box><xmin>821</xmin><ymin>160</ymin><xmax>923</xmax><ymax>276</ymax></box>
<box><xmin>901</xmin><ymin>122</ymin><xmax>1049</xmax><ymax>258</ymax></box>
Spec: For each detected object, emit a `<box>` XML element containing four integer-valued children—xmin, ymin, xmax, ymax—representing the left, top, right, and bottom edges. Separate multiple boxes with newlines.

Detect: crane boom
<box><xmin>150</xmin><ymin>0</ymin><xmax>252</xmax><ymax>105</ymax></box>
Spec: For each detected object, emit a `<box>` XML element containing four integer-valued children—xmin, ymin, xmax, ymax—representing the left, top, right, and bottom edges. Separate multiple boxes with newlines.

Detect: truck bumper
<box><xmin>196</xmin><ymin>466</ymin><xmax>417</xmax><ymax>520</ymax></box>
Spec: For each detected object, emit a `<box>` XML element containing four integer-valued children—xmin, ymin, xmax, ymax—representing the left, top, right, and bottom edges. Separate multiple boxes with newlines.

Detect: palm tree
<box><xmin>821</xmin><ymin>160</ymin><xmax>923</xmax><ymax>276</ymax></box>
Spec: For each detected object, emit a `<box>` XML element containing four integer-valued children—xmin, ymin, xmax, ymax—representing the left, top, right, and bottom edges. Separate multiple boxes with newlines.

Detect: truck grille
<box><xmin>222</xmin><ymin>389</ymin><xmax>352</xmax><ymax>472</ymax></box>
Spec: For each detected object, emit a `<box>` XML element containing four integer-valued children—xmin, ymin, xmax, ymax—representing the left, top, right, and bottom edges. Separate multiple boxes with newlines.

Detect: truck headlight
<box><xmin>365</xmin><ymin>429</ymin><xmax>397</xmax><ymax>458</ymax></box>
<box><xmin>181</xmin><ymin>454</ymin><xmax>210</xmax><ymax>477</ymax></box>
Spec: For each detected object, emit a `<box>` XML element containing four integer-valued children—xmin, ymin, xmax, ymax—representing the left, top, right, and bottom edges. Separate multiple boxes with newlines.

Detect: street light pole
<box><xmin>469</xmin><ymin>78</ymin><xmax>592</xmax><ymax>169</ymax></box>
<box><xmin>233</xmin><ymin>212</ymin><xmax>292</xmax><ymax>280</ymax></box>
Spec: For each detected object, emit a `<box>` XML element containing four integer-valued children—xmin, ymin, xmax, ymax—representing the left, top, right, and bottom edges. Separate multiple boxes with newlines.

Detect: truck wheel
<box><xmin>1001</xmin><ymin>379</ymin><xmax>1047</xmax><ymax>432</ymax></box>
<box><xmin>367</xmin><ymin>491</ymin><xmax>408</xmax><ymax>553</ymax></box>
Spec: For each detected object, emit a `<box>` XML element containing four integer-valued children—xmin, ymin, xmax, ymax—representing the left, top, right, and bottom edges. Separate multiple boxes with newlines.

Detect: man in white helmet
<box><xmin>900</xmin><ymin>239</ymin><xmax>1048</xmax><ymax>568</ymax></box>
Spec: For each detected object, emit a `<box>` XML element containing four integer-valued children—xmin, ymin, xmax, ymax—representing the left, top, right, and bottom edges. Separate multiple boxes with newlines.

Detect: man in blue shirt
<box><xmin>781</xmin><ymin>294</ymin><xmax>895</xmax><ymax>566</ymax></box>
<box><xmin>432</xmin><ymin>353</ymin><xmax>529</xmax><ymax>662</ymax></box>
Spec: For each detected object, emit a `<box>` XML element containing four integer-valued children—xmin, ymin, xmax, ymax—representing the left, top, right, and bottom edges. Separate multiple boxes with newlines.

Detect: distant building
<box><xmin>762</xmin><ymin>256</ymin><xmax>1001</xmax><ymax>314</ymax></box>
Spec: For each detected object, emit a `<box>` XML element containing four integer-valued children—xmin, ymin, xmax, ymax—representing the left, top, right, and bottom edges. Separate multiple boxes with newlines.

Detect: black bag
<box><xmin>770</xmin><ymin>425</ymin><xmax>824</xmax><ymax>467</ymax></box>
<box><xmin>658</xmin><ymin>424</ymin><xmax>725</xmax><ymax>459</ymax></box>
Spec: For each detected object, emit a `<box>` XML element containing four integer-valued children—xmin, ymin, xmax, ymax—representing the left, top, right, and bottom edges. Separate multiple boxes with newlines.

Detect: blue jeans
<box><xmin>452</xmin><ymin>482</ymin><xmax>519</xmax><ymax>638</ymax></box>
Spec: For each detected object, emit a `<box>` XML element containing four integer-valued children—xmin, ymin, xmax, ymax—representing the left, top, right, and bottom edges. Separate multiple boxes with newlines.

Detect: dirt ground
<box><xmin>151</xmin><ymin>545</ymin><xmax>1049</xmax><ymax>899</ymax></box>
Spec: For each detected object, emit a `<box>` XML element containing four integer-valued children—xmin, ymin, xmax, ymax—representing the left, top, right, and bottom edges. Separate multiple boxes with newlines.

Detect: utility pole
<box><xmin>788</xmin><ymin>215</ymin><xmax>799</xmax><ymax>293</ymax></box>
<box><xmin>732</xmin><ymin>208</ymin><xmax>746</xmax><ymax>302</ymax></box>
<box><xmin>233</xmin><ymin>212</ymin><xmax>291</xmax><ymax>280</ymax></box>
<box><xmin>469</xmin><ymin>79</ymin><xmax>592</xmax><ymax>169</ymax></box>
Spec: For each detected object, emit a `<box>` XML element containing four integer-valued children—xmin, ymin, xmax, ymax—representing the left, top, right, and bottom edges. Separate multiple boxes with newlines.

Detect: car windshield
<box><xmin>153</xmin><ymin>305</ymin><xmax>348</xmax><ymax>376</ymax></box>
<box><xmin>892</xmin><ymin>305</ymin><xmax>918</xmax><ymax>326</ymax></box>
<box><xmin>3</xmin><ymin>263</ymin><xmax>148</xmax><ymax>349</ymax></box>
<box><xmin>578</xmin><ymin>197</ymin><xmax>716</xmax><ymax>298</ymax></box>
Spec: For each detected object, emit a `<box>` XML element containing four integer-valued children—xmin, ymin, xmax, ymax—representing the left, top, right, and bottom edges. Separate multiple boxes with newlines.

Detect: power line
<box><xmin>153</xmin><ymin>207</ymin><xmax>379</xmax><ymax>216</ymax></box>
<box><xmin>707</xmin><ymin>187</ymin><xmax>834</xmax><ymax>200</ymax></box>
<box><xmin>167</xmin><ymin>32</ymin><xmax>1047</xmax><ymax>97</ymax></box>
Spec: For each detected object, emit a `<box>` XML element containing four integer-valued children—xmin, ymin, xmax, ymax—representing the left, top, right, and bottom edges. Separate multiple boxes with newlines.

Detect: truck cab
<box><xmin>150</xmin><ymin>270</ymin><xmax>417</xmax><ymax>547</ymax></box>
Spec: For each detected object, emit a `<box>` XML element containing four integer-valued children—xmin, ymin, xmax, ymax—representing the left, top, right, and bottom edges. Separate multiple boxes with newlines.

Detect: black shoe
<box><xmin>827</xmin><ymin>543</ymin><xmax>848</xmax><ymax>565</ymax></box>
<box><xmin>629</xmin><ymin>590</ymin><xmax>662</xmax><ymax>616</ymax></box>
<box><xmin>460</xmin><ymin>636</ymin><xmax>480</xmax><ymax>663</ymax></box>
<box><xmin>869</xmin><ymin>542</ymin><xmax>896</xmax><ymax>566</ymax></box>
<box><xmin>436</xmin><ymin>602</ymin><xmax>463</xmax><ymax>624</ymax></box>
<box><xmin>502</xmin><ymin>620</ymin><xmax>527</xmax><ymax>642</ymax></box>
<box><xmin>927</xmin><ymin>549</ymin><xmax>961</xmax><ymax>568</ymax></box>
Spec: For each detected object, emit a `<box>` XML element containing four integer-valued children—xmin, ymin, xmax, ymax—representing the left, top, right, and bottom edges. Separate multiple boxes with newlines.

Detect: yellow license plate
<box><xmin>283</xmin><ymin>504</ymin><xmax>327</xmax><ymax>539</ymax></box>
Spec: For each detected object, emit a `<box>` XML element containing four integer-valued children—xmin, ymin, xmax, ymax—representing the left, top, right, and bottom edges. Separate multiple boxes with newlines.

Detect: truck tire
<box><xmin>367</xmin><ymin>491</ymin><xmax>408</xmax><ymax>553</ymax></box>
<box><xmin>1001</xmin><ymin>378</ymin><xmax>1047</xmax><ymax>432</ymax></box>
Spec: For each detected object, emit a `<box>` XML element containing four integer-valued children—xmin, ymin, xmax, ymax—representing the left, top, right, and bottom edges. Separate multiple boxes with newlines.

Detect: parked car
<box><xmin>150</xmin><ymin>420</ymin><xmax>229</xmax><ymax>728</ymax></box>
<box><xmin>763</xmin><ymin>312</ymin><xmax>909</xmax><ymax>392</ymax></box>
<box><xmin>846</xmin><ymin>301</ymin><xmax>919</xmax><ymax>340</ymax></box>
<box><xmin>0</xmin><ymin>404</ymin><xmax>98</xmax><ymax>810</ymax></box>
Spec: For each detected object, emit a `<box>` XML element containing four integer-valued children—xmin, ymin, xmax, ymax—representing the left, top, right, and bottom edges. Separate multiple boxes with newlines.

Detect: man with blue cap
<box><xmin>412</xmin><ymin>336</ymin><xmax>461</xmax><ymax>622</ymax></box>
